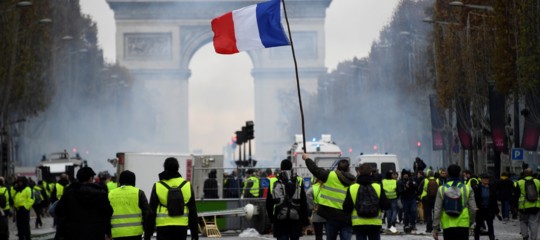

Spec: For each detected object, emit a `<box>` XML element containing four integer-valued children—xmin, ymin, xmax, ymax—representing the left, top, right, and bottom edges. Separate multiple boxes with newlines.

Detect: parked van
<box><xmin>355</xmin><ymin>153</ymin><xmax>400</xmax><ymax>176</ymax></box>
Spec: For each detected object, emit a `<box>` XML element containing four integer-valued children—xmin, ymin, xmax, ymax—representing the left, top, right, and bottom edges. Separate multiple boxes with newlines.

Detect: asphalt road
<box><xmin>7</xmin><ymin>213</ymin><xmax>523</xmax><ymax>240</ymax></box>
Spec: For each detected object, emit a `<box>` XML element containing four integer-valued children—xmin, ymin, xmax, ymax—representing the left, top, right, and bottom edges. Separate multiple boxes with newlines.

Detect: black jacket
<box><xmin>145</xmin><ymin>171</ymin><xmax>199</xmax><ymax>240</ymax></box>
<box><xmin>474</xmin><ymin>183</ymin><xmax>499</xmax><ymax>217</ymax></box>
<box><xmin>265</xmin><ymin>176</ymin><xmax>310</xmax><ymax>237</ymax></box>
<box><xmin>343</xmin><ymin>175</ymin><xmax>390</xmax><ymax>229</ymax></box>
<box><xmin>55</xmin><ymin>182</ymin><xmax>113</xmax><ymax>240</ymax></box>
<box><xmin>398</xmin><ymin>177</ymin><xmax>418</xmax><ymax>200</ymax></box>
<box><xmin>203</xmin><ymin>177</ymin><xmax>219</xmax><ymax>199</ymax></box>
<box><xmin>305</xmin><ymin>158</ymin><xmax>356</xmax><ymax>223</ymax></box>
<box><xmin>495</xmin><ymin>178</ymin><xmax>515</xmax><ymax>202</ymax></box>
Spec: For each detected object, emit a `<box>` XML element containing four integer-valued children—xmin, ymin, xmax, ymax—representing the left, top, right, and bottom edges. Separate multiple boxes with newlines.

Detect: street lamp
<box><xmin>449</xmin><ymin>0</ymin><xmax>494</xmax><ymax>42</ymax></box>
<box><xmin>39</xmin><ymin>18</ymin><xmax>52</xmax><ymax>24</ymax></box>
<box><xmin>450</xmin><ymin>1</ymin><xmax>495</xmax><ymax>174</ymax></box>
<box><xmin>16</xmin><ymin>1</ymin><xmax>32</xmax><ymax>7</ymax></box>
<box><xmin>449</xmin><ymin>1</ymin><xmax>494</xmax><ymax>11</ymax></box>
<box><xmin>422</xmin><ymin>17</ymin><xmax>459</xmax><ymax>26</ymax></box>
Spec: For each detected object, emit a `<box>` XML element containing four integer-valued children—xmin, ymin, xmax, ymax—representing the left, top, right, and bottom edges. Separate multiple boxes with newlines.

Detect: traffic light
<box><xmin>417</xmin><ymin>141</ymin><xmax>422</xmax><ymax>148</ymax></box>
<box><xmin>235</xmin><ymin>130</ymin><xmax>246</xmax><ymax>145</ymax></box>
<box><xmin>245</xmin><ymin>121</ymin><xmax>254</xmax><ymax>140</ymax></box>
<box><xmin>248</xmin><ymin>158</ymin><xmax>257</xmax><ymax>167</ymax></box>
<box><xmin>241</xmin><ymin>126</ymin><xmax>247</xmax><ymax>143</ymax></box>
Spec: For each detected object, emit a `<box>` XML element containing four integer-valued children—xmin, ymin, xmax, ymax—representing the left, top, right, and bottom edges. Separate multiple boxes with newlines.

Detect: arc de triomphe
<box><xmin>106</xmin><ymin>0</ymin><xmax>330</xmax><ymax>163</ymax></box>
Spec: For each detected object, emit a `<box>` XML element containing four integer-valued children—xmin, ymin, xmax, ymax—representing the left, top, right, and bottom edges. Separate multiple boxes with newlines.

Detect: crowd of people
<box><xmin>262</xmin><ymin>154</ymin><xmax>540</xmax><ymax>240</ymax></box>
<box><xmin>0</xmin><ymin>157</ymin><xmax>199</xmax><ymax>240</ymax></box>
<box><xmin>1</xmin><ymin>154</ymin><xmax>539</xmax><ymax>240</ymax></box>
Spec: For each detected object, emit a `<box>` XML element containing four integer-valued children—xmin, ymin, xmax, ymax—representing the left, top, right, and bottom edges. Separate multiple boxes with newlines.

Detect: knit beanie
<box><xmin>119</xmin><ymin>170</ymin><xmax>136</xmax><ymax>186</ymax></box>
<box><xmin>164</xmin><ymin>157</ymin><xmax>179</xmax><ymax>172</ymax></box>
<box><xmin>280</xmin><ymin>159</ymin><xmax>292</xmax><ymax>170</ymax></box>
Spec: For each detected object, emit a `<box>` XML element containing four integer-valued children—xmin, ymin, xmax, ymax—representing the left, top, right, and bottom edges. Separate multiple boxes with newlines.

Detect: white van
<box><xmin>355</xmin><ymin>153</ymin><xmax>401</xmax><ymax>176</ymax></box>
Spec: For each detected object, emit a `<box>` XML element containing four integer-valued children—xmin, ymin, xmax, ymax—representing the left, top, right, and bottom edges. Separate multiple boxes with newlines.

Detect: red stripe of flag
<box><xmin>211</xmin><ymin>12</ymin><xmax>239</xmax><ymax>54</ymax></box>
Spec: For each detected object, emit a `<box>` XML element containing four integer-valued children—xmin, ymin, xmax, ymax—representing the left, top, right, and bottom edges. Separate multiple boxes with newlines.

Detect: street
<box><xmin>7</xmin><ymin>212</ymin><xmax>523</xmax><ymax>240</ymax></box>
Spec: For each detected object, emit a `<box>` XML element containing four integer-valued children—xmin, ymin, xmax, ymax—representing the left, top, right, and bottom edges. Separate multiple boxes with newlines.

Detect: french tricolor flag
<box><xmin>211</xmin><ymin>0</ymin><xmax>290</xmax><ymax>54</ymax></box>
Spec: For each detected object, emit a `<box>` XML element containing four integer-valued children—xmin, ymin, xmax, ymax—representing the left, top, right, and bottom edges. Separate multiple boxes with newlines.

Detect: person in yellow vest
<box><xmin>13</xmin><ymin>176</ymin><xmax>34</xmax><ymax>240</ymax></box>
<box><xmin>303</xmin><ymin>153</ymin><xmax>356</xmax><ymax>240</ymax></box>
<box><xmin>109</xmin><ymin>170</ymin><xmax>149</xmax><ymax>240</ymax></box>
<box><xmin>145</xmin><ymin>157</ymin><xmax>199</xmax><ymax>240</ymax></box>
<box><xmin>242</xmin><ymin>169</ymin><xmax>260</xmax><ymax>198</ymax></box>
<box><xmin>514</xmin><ymin>168</ymin><xmax>540</xmax><ymax>240</ymax></box>
<box><xmin>41</xmin><ymin>180</ymin><xmax>51</xmax><ymax>199</ymax></box>
<box><xmin>463</xmin><ymin>170</ymin><xmax>479</xmax><ymax>190</ymax></box>
<box><xmin>343</xmin><ymin>163</ymin><xmax>390</xmax><ymax>240</ymax></box>
<box><xmin>432</xmin><ymin>164</ymin><xmax>476</xmax><ymax>240</ymax></box>
<box><xmin>382</xmin><ymin>171</ymin><xmax>398</xmax><ymax>232</ymax></box>
<box><xmin>29</xmin><ymin>180</ymin><xmax>45</xmax><ymax>229</ymax></box>
<box><xmin>107</xmin><ymin>178</ymin><xmax>118</xmax><ymax>193</ymax></box>
<box><xmin>306</xmin><ymin>177</ymin><xmax>326</xmax><ymax>240</ymax></box>
<box><xmin>0</xmin><ymin>176</ymin><xmax>12</xmax><ymax>240</ymax></box>
<box><xmin>38</xmin><ymin>180</ymin><xmax>50</xmax><ymax>211</ymax></box>
<box><xmin>420</xmin><ymin>169</ymin><xmax>439</xmax><ymax>233</ymax></box>
<box><xmin>50</xmin><ymin>174</ymin><xmax>70</xmax><ymax>203</ymax></box>
<box><xmin>55</xmin><ymin>167</ymin><xmax>113</xmax><ymax>240</ymax></box>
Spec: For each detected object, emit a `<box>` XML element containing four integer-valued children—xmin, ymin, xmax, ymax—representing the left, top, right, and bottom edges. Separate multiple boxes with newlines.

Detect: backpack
<box><xmin>159</xmin><ymin>180</ymin><xmax>188</xmax><ymax>216</ymax></box>
<box><xmin>355</xmin><ymin>184</ymin><xmax>380</xmax><ymax>218</ymax></box>
<box><xmin>442</xmin><ymin>181</ymin><xmax>465</xmax><ymax>217</ymax></box>
<box><xmin>272</xmin><ymin>171</ymin><xmax>301</xmax><ymax>221</ymax></box>
<box><xmin>426</xmin><ymin>178</ymin><xmax>439</xmax><ymax>199</ymax></box>
<box><xmin>524</xmin><ymin>179</ymin><xmax>538</xmax><ymax>202</ymax></box>
<box><xmin>0</xmin><ymin>189</ymin><xmax>6</xmax><ymax>209</ymax></box>
<box><xmin>33</xmin><ymin>188</ymin><xmax>42</xmax><ymax>204</ymax></box>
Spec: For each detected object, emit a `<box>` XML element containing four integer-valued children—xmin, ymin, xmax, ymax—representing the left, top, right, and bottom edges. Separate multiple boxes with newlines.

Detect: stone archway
<box><xmin>107</xmin><ymin>0</ymin><xmax>330</xmax><ymax>162</ymax></box>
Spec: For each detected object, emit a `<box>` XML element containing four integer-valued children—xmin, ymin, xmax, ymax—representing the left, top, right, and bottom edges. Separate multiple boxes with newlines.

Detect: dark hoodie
<box><xmin>305</xmin><ymin>158</ymin><xmax>356</xmax><ymax>223</ymax></box>
<box><xmin>145</xmin><ymin>170</ymin><xmax>199</xmax><ymax>240</ymax></box>
<box><xmin>55</xmin><ymin>182</ymin><xmax>113</xmax><ymax>240</ymax></box>
<box><xmin>203</xmin><ymin>170</ymin><xmax>219</xmax><ymax>199</ymax></box>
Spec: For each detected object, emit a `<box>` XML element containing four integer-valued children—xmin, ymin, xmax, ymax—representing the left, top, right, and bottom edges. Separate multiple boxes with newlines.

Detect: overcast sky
<box><xmin>79</xmin><ymin>0</ymin><xmax>401</xmax><ymax>155</ymax></box>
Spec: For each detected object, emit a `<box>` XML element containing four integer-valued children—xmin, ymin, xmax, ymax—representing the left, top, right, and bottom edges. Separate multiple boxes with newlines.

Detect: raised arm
<box><xmin>302</xmin><ymin>153</ymin><xmax>330</xmax><ymax>182</ymax></box>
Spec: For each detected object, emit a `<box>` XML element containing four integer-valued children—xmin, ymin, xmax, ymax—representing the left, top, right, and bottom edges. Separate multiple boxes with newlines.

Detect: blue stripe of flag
<box><xmin>256</xmin><ymin>0</ymin><xmax>290</xmax><ymax>48</ymax></box>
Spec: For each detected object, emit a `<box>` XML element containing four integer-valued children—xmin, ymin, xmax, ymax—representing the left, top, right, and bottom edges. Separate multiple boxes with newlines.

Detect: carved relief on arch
<box><xmin>124</xmin><ymin>33</ymin><xmax>172</xmax><ymax>60</ymax></box>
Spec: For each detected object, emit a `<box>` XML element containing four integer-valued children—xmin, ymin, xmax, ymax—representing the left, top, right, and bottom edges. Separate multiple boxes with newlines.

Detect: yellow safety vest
<box><xmin>34</xmin><ymin>185</ymin><xmax>43</xmax><ymax>202</ymax></box>
<box><xmin>107</xmin><ymin>181</ymin><xmax>118</xmax><ymax>192</ymax></box>
<box><xmin>14</xmin><ymin>187</ymin><xmax>35</xmax><ymax>211</ymax></box>
<box><xmin>517</xmin><ymin>176</ymin><xmax>540</xmax><ymax>210</ymax></box>
<box><xmin>312</xmin><ymin>182</ymin><xmax>321</xmax><ymax>204</ymax></box>
<box><xmin>421</xmin><ymin>177</ymin><xmax>440</xmax><ymax>199</ymax></box>
<box><xmin>439</xmin><ymin>181</ymin><xmax>470</xmax><ymax>229</ymax></box>
<box><xmin>350</xmin><ymin>183</ymin><xmax>382</xmax><ymax>226</ymax></box>
<box><xmin>269</xmin><ymin>177</ymin><xmax>278</xmax><ymax>194</ymax></box>
<box><xmin>382</xmin><ymin>179</ymin><xmax>397</xmax><ymax>199</ymax></box>
<box><xmin>109</xmin><ymin>186</ymin><xmax>143</xmax><ymax>238</ymax></box>
<box><xmin>55</xmin><ymin>183</ymin><xmax>65</xmax><ymax>200</ymax></box>
<box><xmin>0</xmin><ymin>187</ymin><xmax>10</xmax><ymax>211</ymax></box>
<box><xmin>42</xmin><ymin>181</ymin><xmax>51</xmax><ymax>198</ymax></box>
<box><xmin>243</xmin><ymin>176</ymin><xmax>260</xmax><ymax>197</ymax></box>
<box><xmin>466</xmin><ymin>178</ymin><xmax>479</xmax><ymax>188</ymax></box>
<box><xmin>318</xmin><ymin>171</ymin><xmax>349</xmax><ymax>210</ymax></box>
<box><xmin>155</xmin><ymin>177</ymin><xmax>191</xmax><ymax>227</ymax></box>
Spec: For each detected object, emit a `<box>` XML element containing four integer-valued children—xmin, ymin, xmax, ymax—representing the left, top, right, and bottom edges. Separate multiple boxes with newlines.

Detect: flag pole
<box><xmin>280</xmin><ymin>0</ymin><xmax>307</xmax><ymax>153</ymax></box>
